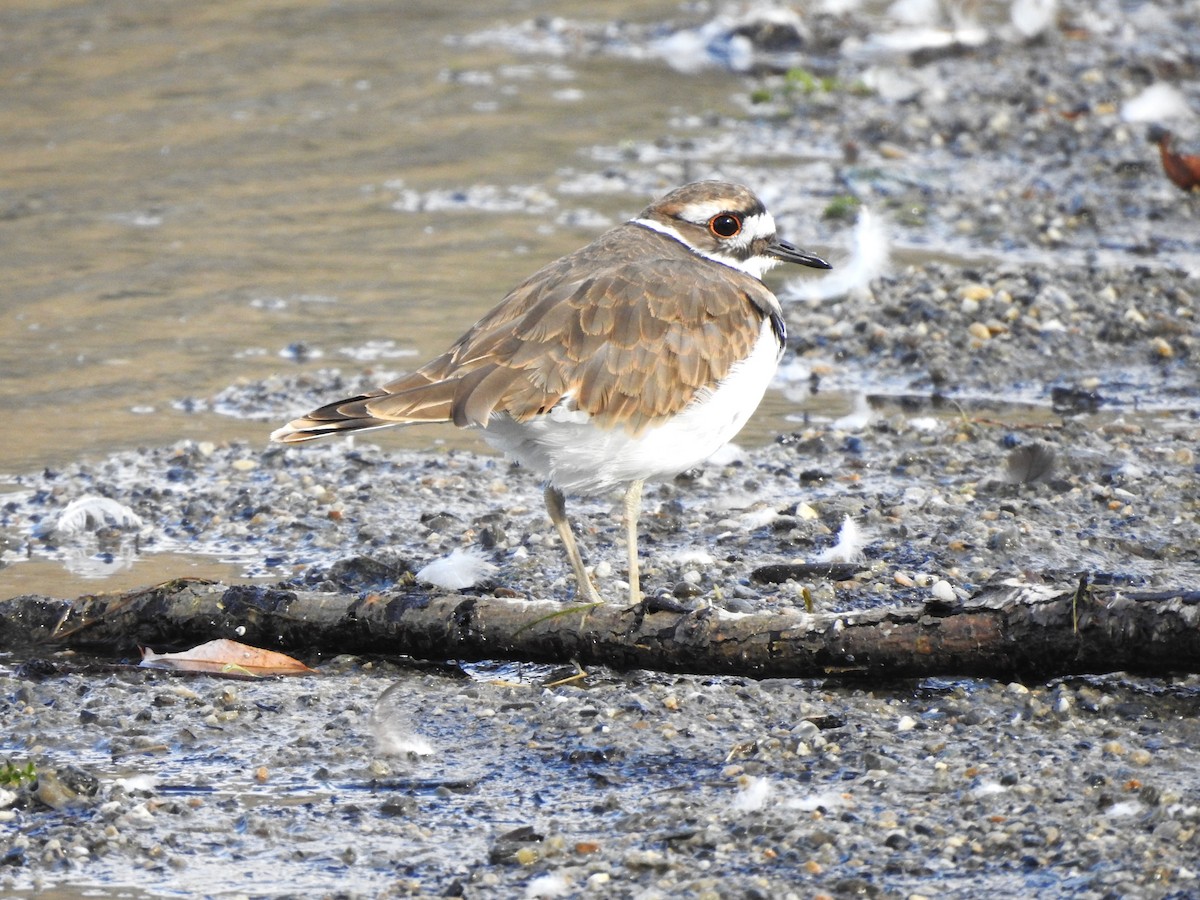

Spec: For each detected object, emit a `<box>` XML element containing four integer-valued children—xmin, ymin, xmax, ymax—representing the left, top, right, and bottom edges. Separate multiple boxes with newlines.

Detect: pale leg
<box><xmin>624</xmin><ymin>478</ymin><xmax>644</xmax><ymax>605</ymax></box>
<box><xmin>544</xmin><ymin>485</ymin><xmax>603</xmax><ymax>604</ymax></box>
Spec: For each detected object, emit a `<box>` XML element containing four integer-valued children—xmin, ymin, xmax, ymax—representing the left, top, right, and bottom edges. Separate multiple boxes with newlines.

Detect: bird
<box><xmin>271</xmin><ymin>181</ymin><xmax>831</xmax><ymax>605</ymax></box>
<box><xmin>1149</xmin><ymin>126</ymin><xmax>1200</xmax><ymax>193</ymax></box>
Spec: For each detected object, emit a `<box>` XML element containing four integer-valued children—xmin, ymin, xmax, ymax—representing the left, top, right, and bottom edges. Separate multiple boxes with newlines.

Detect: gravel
<box><xmin>3</xmin><ymin>660</ymin><xmax>1200</xmax><ymax>898</ymax></box>
<box><xmin>3</xmin><ymin>0</ymin><xmax>1200</xmax><ymax>896</ymax></box>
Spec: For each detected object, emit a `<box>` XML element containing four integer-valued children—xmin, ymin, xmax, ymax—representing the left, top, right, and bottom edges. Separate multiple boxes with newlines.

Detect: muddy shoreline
<box><xmin>3</xmin><ymin>0</ymin><xmax>1200</xmax><ymax>897</ymax></box>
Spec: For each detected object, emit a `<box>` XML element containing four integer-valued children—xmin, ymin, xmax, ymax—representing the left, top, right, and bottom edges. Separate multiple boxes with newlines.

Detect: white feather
<box><xmin>665</xmin><ymin>549</ymin><xmax>716</xmax><ymax>566</ymax></box>
<box><xmin>371</xmin><ymin>683</ymin><xmax>435</xmax><ymax>757</ymax></box>
<box><xmin>786</xmin><ymin>207</ymin><xmax>889</xmax><ymax>302</ymax></box>
<box><xmin>416</xmin><ymin>547</ymin><xmax>498</xmax><ymax>590</ymax></box>
<box><xmin>814</xmin><ymin>516</ymin><xmax>867</xmax><ymax>563</ymax></box>
<box><xmin>1010</xmin><ymin>0</ymin><xmax>1057</xmax><ymax>39</ymax></box>
<box><xmin>54</xmin><ymin>496</ymin><xmax>143</xmax><ymax>534</ymax></box>
<box><xmin>732</xmin><ymin>776</ymin><xmax>773</xmax><ymax>812</ymax></box>
<box><xmin>1121</xmin><ymin>83</ymin><xmax>1195</xmax><ymax>123</ymax></box>
<box><xmin>524</xmin><ymin>874</ymin><xmax>572</xmax><ymax>899</ymax></box>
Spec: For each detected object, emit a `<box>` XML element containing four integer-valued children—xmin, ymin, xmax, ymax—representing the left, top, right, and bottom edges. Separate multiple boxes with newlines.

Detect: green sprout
<box><xmin>0</xmin><ymin>760</ymin><xmax>36</xmax><ymax>787</ymax></box>
<box><xmin>785</xmin><ymin>67</ymin><xmax>836</xmax><ymax>95</ymax></box>
<box><xmin>750</xmin><ymin>69</ymin><xmax>872</xmax><ymax>106</ymax></box>
<box><xmin>823</xmin><ymin>195</ymin><xmax>862</xmax><ymax>221</ymax></box>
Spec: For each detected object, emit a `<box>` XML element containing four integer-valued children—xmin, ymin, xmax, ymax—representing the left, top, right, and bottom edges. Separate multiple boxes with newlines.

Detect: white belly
<box><xmin>481</xmin><ymin>320</ymin><xmax>781</xmax><ymax>495</ymax></box>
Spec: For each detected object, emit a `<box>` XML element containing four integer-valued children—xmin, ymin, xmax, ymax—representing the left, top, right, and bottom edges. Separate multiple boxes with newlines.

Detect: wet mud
<box><xmin>2</xmin><ymin>0</ymin><xmax>1200</xmax><ymax>897</ymax></box>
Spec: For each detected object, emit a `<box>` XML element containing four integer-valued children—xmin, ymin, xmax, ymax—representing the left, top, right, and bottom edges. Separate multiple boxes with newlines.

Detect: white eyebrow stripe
<box><xmin>673</xmin><ymin>199</ymin><xmax>738</xmax><ymax>224</ymax></box>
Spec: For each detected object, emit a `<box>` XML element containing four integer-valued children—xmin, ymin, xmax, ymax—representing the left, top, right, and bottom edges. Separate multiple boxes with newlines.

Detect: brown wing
<box><xmin>272</xmin><ymin>225</ymin><xmax>781</xmax><ymax>442</ymax></box>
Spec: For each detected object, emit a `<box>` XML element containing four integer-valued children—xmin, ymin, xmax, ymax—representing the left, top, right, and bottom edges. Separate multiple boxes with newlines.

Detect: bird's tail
<box><xmin>270</xmin><ymin>374</ymin><xmax>461</xmax><ymax>443</ymax></box>
<box><xmin>271</xmin><ymin>393</ymin><xmax>397</xmax><ymax>443</ymax></box>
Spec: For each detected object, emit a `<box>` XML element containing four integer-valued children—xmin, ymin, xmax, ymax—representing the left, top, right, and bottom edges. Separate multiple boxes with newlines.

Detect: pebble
<box><xmin>930</xmin><ymin>580</ymin><xmax>956</xmax><ymax>602</ymax></box>
<box><xmin>967</xmin><ymin>322</ymin><xmax>991</xmax><ymax>340</ymax></box>
<box><xmin>959</xmin><ymin>283</ymin><xmax>994</xmax><ymax>302</ymax></box>
<box><xmin>34</xmin><ymin>771</ymin><xmax>79</xmax><ymax>811</ymax></box>
<box><xmin>1150</xmin><ymin>337</ymin><xmax>1174</xmax><ymax>358</ymax></box>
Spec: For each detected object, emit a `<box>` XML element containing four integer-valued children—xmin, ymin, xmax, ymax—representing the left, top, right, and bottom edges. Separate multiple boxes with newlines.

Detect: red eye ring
<box><xmin>709</xmin><ymin>213</ymin><xmax>742</xmax><ymax>238</ymax></box>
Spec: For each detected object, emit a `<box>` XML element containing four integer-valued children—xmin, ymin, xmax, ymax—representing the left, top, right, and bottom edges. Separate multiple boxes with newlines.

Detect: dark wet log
<box><xmin>2</xmin><ymin>579</ymin><xmax>1199</xmax><ymax>680</ymax></box>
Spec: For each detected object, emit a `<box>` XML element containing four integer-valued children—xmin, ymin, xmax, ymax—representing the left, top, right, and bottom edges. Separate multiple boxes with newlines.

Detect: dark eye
<box><xmin>709</xmin><ymin>214</ymin><xmax>742</xmax><ymax>238</ymax></box>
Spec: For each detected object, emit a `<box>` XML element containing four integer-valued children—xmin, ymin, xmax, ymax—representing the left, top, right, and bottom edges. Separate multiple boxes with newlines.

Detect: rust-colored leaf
<box><xmin>139</xmin><ymin>638</ymin><xmax>315</xmax><ymax>677</ymax></box>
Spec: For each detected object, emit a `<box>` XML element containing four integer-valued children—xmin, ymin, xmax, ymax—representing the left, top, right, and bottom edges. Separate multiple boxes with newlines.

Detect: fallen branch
<box><xmin>3</xmin><ymin>578</ymin><xmax>1199</xmax><ymax>680</ymax></box>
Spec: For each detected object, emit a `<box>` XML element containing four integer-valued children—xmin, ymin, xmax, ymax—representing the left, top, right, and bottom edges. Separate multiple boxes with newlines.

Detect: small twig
<box><xmin>544</xmin><ymin>670</ymin><xmax>589</xmax><ymax>688</ymax></box>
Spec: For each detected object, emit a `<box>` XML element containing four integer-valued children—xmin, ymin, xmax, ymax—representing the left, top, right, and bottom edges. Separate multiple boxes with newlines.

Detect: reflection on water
<box><xmin>0</xmin><ymin>553</ymin><xmax>276</xmax><ymax>603</ymax></box>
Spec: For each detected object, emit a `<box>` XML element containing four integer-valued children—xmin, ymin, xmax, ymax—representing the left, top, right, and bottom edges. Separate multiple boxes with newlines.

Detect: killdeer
<box><xmin>272</xmin><ymin>181</ymin><xmax>830</xmax><ymax>604</ymax></box>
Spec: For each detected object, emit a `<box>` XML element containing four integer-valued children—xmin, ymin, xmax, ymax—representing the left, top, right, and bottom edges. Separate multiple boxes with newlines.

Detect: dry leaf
<box><xmin>139</xmin><ymin>638</ymin><xmax>315</xmax><ymax>677</ymax></box>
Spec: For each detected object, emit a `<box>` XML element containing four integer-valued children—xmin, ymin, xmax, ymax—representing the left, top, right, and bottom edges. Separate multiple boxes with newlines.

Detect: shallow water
<box><xmin>0</xmin><ymin>0</ymin><xmax>875</xmax><ymax>601</ymax></box>
<box><xmin>0</xmin><ymin>0</ymin><xmax>760</xmax><ymax>477</ymax></box>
